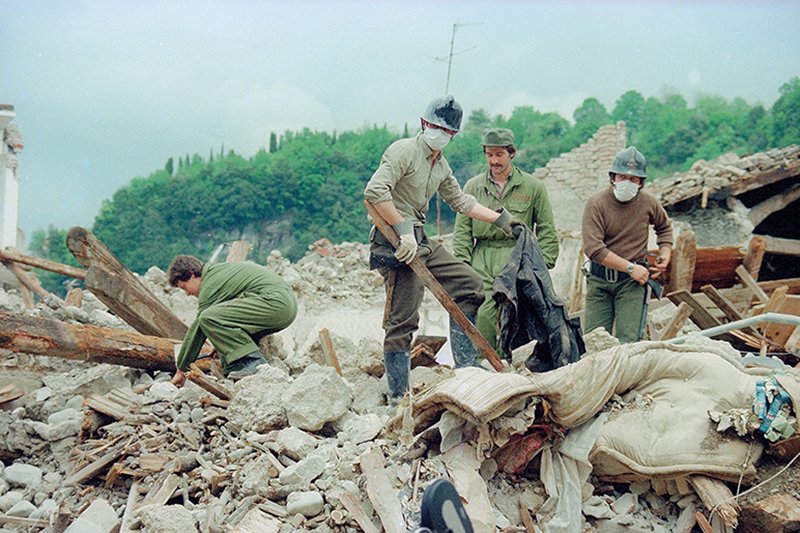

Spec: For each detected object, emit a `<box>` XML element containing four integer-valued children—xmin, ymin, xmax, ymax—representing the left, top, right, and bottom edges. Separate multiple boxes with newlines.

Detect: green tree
<box><xmin>773</xmin><ymin>77</ymin><xmax>800</xmax><ymax>146</ymax></box>
<box><xmin>27</xmin><ymin>226</ymin><xmax>84</xmax><ymax>297</ymax></box>
<box><xmin>570</xmin><ymin>98</ymin><xmax>611</xmax><ymax>145</ymax></box>
<box><xmin>165</xmin><ymin>157</ymin><xmax>174</xmax><ymax>175</ymax></box>
<box><xmin>612</xmin><ymin>90</ymin><xmax>646</xmax><ymax>139</ymax></box>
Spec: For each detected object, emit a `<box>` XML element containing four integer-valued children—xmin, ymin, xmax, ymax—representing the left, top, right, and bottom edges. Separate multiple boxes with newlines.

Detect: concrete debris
<box><xmin>0</xmin><ymin>239</ymin><xmax>798</xmax><ymax>533</ymax></box>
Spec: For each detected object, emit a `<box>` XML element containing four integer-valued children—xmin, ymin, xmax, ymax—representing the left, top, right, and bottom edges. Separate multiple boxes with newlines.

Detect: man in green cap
<box><xmin>453</xmin><ymin>128</ymin><xmax>559</xmax><ymax>353</ymax></box>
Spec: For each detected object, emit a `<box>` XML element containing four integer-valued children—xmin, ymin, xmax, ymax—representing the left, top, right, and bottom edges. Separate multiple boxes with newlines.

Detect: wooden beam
<box><xmin>187</xmin><ymin>364</ymin><xmax>232</xmax><ymax>401</ymax></box>
<box><xmin>225</xmin><ymin>240</ymin><xmax>253</xmax><ymax>262</ymax></box>
<box><xmin>364</xmin><ymin>201</ymin><xmax>503</xmax><ymax>372</ymax></box>
<box><xmin>2</xmin><ymin>260</ymin><xmax>63</xmax><ymax>304</ymax></box>
<box><xmin>664</xmin><ymin>230</ymin><xmax>696</xmax><ymax>295</ymax></box>
<box><xmin>0</xmin><ymin>312</ymin><xmax>180</xmax><ymax>371</ymax></box>
<box><xmin>763</xmin><ymin>235</ymin><xmax>800</xmax><ymax>257</ymax></box>
<box><xmin>659</xmin><ymin>302</ymin><xmax>692</xmax><ymax>341</ymax></box>
<box><xmin>735</xmin><ymin>265</ymin><xmax>769</xmax><ymax>304</ymax></box>
<box><xmin>318</xmin><ymin>328</ymin><xmax>342</xmax><ymax>376</ymax></box>
<box><xmin>747</xmin><ymin>182</ymin><xmax>800</xmax><ymax>227</ymax></box>
<box><xmin>0</xmin><ymin>248</ymin><xmax>87</xmax><ymax>279</ymax></box>
<box><xmin>728</xmin><ymin>160</ymin><xmax>800</xmax><ymax>196</ymax></box>
<box><xmin>66</xmin><ymin>227</ymin><xmax>188</xmax><ymax>340</ymax></box>
<box><xmin>701</xmin><ymin>284</ymin><xmax>761</xmax><ymax>339</ymax></box>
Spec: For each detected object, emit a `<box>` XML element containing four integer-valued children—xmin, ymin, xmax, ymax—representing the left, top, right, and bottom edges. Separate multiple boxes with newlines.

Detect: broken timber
<box><xmin>0</xmin><ymin>248</ymin><xmax>87</xmax><ymax>279</ymax></box>
<box><xmin>66</xmin><ymin>226</ymin><xmax>188</xmax><ymax>340</ymax></box>
<box><xmin>0</xmin><ymin>312</ymin><xmax>178</xmax><ymax>371</ymax></box>
<box><xmin>364</xmin><ymin>200</ymin><xmax>504</xmax><ymax>372</ymax></box>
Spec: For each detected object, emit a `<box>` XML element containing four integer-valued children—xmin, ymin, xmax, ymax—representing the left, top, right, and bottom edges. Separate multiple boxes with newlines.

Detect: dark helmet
<box><xmin>609</xmin><ymin>146</ymin><xmax>647</xmax><ymax>179</ymax></box>
<box><xmin>422</xmin><ymin>95</ymin><xmax>463</xmax><ymax>132</ymax></box>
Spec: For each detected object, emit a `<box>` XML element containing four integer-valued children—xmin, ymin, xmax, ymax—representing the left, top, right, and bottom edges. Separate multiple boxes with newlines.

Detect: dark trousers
<box><xmin>373</xmin><ymin>230</ymin><xmax>484</xmax><ymax>353</ymax></box>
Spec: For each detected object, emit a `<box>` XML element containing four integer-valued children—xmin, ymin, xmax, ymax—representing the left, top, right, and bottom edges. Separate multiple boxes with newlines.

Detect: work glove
<box><xmin>393</xmin><ymin>220</ymin><xmax>417</xmax><ymax>263</ymax></box>
<box><xmin>492</xmin><ymin>208</ymin><xmax>527</xmax><ymax>238</ymax></box>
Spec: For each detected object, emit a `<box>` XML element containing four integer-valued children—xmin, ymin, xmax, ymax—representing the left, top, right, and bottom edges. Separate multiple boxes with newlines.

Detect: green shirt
<box><xmin>453</xmin><ymin>166</ymin><xmax>559</xmax><ymax>268</ymax></box>
<box><xmin>364</xmin><ymin>133</ymin><xmax>477</xmax><ymax>224</ymax></box>
<box><xmin>175</xmin><ymin>261</ymin><xmax>294</xmax><ymax>371</ymax></box>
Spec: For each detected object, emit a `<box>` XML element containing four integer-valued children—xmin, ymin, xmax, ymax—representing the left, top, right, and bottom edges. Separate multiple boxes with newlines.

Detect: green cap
<box><xmin>481</xmin><ymin>128</ymin><xmax>515</xmax><ymax>147</ymax></box>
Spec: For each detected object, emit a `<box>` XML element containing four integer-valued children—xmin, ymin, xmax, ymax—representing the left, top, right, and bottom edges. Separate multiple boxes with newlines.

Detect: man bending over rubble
<box><xmin>167</xmin><ymin>254</ymin><xmax>297</xmax><ymax>385</ymax></box>
<box><xmin>364</xmin><ymin>95</ymin><xmax>526</xmax><ymax>404</ymax></box>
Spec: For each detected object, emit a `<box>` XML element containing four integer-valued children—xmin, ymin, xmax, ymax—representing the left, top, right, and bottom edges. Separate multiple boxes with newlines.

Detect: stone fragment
<box><xmin>273</xmin><ymin>426</ymin><xmax>319</xmax><ymax>460</ymax></box>
<box><xmin>228</xmin><ymin>366</ymin><xmax>291</xmax><ymax>432</ymax></box>
<box><xmin>237</xmin><ymin>455</ymin><xmax>275</xmax><ymax>497</ymax></box>
<box><xmin>63</xmin><ymin>498</ymin><xmax>120</xmax><ymax>533</ymax></box>
<box><xmin>279</xmin><ymin>453</ymin><xmax>326</xmax><ymax>486</ymax></box>
<box><xmin>343</xmin><ymin>414</ymin><xmax>382</xmax><ymax>444</ymax></box>
<box><xmin>0</xmin><ymin>491</ymin><xmax>24</xmax><ymax>512</ymax></box>
<box><xmin>6</xmin><ymin>499</ymin><xmax>35</xmax><ymax>517</ymax></box>
<box><xmin>610</xmin><ymin>492</ymin><xmax>637</xmax><ymax>514</ymax></box>
<box><xmin>139</xmin><ymin>504</ymin><xmax>198</xmax><ymax>533</ymax></box>
<box><xmin>738</xmin><ymin>493</ymin><xmax>800</xmax><ymax>533</ymax></box>
<box><xmin>286</xmin><ymin>491</ymin><xmax>324</xmax><ymax>517</ymax></box>
<box><xmin>282</xmin><ymin>364</ymin><xmax>351</xmax><ymax>431</ymax></box>
<box><xmin>3</xmin><ymin>463</ymin><xmax>42</xmax><ymax>487</ymax></box>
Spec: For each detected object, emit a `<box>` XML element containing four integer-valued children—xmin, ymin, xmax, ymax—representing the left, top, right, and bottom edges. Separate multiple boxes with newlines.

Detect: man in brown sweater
<box><xmin>581</xmin><ymin>146</ymin><xmax>673</xmax><ymax>343</ymax></box>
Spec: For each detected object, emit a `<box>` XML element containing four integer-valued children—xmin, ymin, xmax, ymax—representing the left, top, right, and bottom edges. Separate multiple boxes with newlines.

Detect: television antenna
<box><xmin>434</xmin><ymin>21</ymin><xmax>483</xmax><ymax>94</ymax></box>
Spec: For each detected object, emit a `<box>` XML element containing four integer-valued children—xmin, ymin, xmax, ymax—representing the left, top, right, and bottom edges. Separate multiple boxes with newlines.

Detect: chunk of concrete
<box><xmin>3</xmin><ymin>463</ymin><xmax>42</xmax><ymax>487</ymax></box>
<box><xmin>6</xmin><ymin>499</ymin><xmax>35</xmax><ymax>517</ymax></box>
<box><xmin>278</xmin><ymin>453</ymin><xmax>326</xmax><ymax>486</ymax></box>
<box><xmin>273</xmin><ymin>426</ymin><xmax>319</xmax><ymax>460</ymax></box>
<box><xmin>64</xmin><ymin>498</ymin><xmax>120</xmax><ymax>533</ymax></box>
<box><xmin>343</xmin><ymin>414</ymin><xmax>383</xmax><ymax>444</ymax></box>
<box><xmin>286</xmin><ymin>491</ymin><xmax>324</xmax><ymax>517</ymax></box>
<box><xmin>228</xmin><ymin>366</ymin><xmax>291</xmax><ymax>432</ymax></box>
<box><xmin>282</xmin><ymin>364</ymin><xmax>351</xmax><ymax>431</ymax></box>
<box><xmin>139</xmin><ymin>504</ymin><xmax>198</xmax><ymax>533</ymax></box>
<box><xmin>0</xmin><ymin>491</ymin><xmax>24</xmax><ymax>512</ymax></box>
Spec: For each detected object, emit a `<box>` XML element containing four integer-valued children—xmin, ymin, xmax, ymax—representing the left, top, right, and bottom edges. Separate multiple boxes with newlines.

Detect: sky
<box><xmin>2</xmin><ymin>0</ymin><xmax>799</xmax><ymax>242</ymax></box>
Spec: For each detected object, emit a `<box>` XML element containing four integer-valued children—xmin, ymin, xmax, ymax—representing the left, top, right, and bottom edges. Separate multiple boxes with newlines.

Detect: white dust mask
<box><xmin>423</xmin><ymin>127</ymin><xmax>452</xmax><ymax>151</ymax></box>
<box><xmin>613</xmin><ymin>180</ymin><xmax>640</xmax><ymax>202</ymax></box>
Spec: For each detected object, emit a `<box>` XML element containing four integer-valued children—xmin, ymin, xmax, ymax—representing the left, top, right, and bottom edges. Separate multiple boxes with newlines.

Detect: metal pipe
<box><xmin>668</xmin><ymin>312</ymin><xmax>800</xmax><ymax>345</ymax></box>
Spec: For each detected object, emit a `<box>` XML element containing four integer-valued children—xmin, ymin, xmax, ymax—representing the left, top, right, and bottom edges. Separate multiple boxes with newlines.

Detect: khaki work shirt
<box><xmin>364</xmin><ymin>133</ymin><xmax>477</xmax><ymax>224</ymax></box>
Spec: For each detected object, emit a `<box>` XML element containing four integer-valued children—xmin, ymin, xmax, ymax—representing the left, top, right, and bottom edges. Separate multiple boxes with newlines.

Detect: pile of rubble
<box><xmin>1</xmin><ymin>239</ymin><xmax>799</xmax><ymax>533</ymax></box>
<box><xmin>648</xmin><ymin>145</ymin><xmax>800</xmax><ymax>207</ymax></box>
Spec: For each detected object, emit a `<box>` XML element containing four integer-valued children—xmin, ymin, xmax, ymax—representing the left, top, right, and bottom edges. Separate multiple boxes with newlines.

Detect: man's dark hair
<box><xmin>167</xmin><ymin>255</ymin><xmax>205</xmax><ymax>287</ymax></box>
<box><xmin>483</xmin><ymin>144</ymin><xmax>516</xmax><ymax>156</ymax></box>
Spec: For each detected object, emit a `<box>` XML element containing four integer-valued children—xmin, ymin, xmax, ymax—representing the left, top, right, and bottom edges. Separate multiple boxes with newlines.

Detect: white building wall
<box><xmin>0</xmin><ymin>105</ymin><xmax>21</xmax><ymax>251</ymax></box>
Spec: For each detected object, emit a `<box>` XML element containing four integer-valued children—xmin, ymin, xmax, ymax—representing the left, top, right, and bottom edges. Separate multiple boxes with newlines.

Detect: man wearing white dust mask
<box><xmin>581</xmin><ymin>146</ymin><xmax>673</xmax><ymax>343</ymax></box>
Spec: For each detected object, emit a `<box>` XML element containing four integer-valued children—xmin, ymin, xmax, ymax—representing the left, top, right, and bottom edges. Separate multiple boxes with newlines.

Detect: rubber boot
<box><xmin>384</xmin><ymin>350</ymin><xmax>410</xmax><ymax>403</ymax></box>
<box><xmin>450</xmin><ymin>313</ymin><xmax>478</xmax><ymax>368</ymax></box>
<box><xmin>226</xmin><ymin>350</ymin><xmax>267</xmax><ymax>380</ymax></box>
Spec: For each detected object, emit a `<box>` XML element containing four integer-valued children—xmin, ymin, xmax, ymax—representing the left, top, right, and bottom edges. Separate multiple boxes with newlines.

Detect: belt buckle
<box><xmin>604</xmin><ymin>267</ymin><xmax>618</xmax><ymax>283</ymax></box>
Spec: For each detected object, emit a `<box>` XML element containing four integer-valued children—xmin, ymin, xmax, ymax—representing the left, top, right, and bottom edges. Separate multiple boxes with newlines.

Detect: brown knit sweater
<box><xmin>582</xmin><ymin>186</ymin><xmax>673</xmax><ymax>264</ymax></box>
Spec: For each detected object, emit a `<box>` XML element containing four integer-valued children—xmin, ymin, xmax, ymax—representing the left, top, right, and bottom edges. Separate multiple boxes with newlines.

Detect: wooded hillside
<box><xmin>28</xmin><ymin>80</ymin><xmax>800</xmax><ymax>296</ymax></box>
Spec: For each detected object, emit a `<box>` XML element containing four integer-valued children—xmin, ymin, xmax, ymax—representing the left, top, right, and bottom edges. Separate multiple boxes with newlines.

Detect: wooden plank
<box><xmin>187</xmin><ymin>364</ymin><xmax>232</xmax><ymax>401</ymax></box>
<box><xmin>365</xmin><ymin>200</ymin><xmax>503</xmax><ymax>372</ymax></box>
<box><xmin>64</xmin><ymin>442</ymin><xmax>128</xmax><ymax>485</ymax></box>
<box><xmin>659</xmin><ymin>302</ymin><xmax>692</xmax><ymax>341</ymax></box>
<box><xmin>763</xmin><ymin>294</ymin><xmax>800</xmax><ymax>346</ymax></box>
<box><xmin>2</xmin><ymin>260</ymin><xmax>64</xmax><ymax>305</ymax></box>
<box><xmin>748</xmin><ymin>182</ymin><xmax>800</xmax><ymax>227</ymax></box>
<box><xmin>763</xmin><ymin>235</ymin><xmax>800</xmax><ymax>257</ymax></box>
<box><xmin>701</xmin><ymin>284</ymin><xmax>761</xmax><ymax>338</ymax></box>
<box><xmin>318</xmin><ymin>328</ymin><xmax>342</xmax><ymax>376</ymax></box>
<box><xmin>225</xmin><ymin>240</ymin><xmax>253</xmax><ymax>262</ymax></box>
<box><xmin>138</xmin><ymin>473</ymin><xmax>181</xmax><ymax>508</ymax></box>
<box><xmin>664</xmin><ymin>230</ymin><xmax>696</xmax><ymax>295</ymax></box>
<box><xmin>735</xmin><ymin>265</ymin><xmax>769</xmax><ymax>304</ymax></box>
<box><xmin>338</xmin><ymin>492</ymin><xmax>379</xmax><ymax>533</ymax></box>
<box><xmin>66</xmin><ymin>226</ymin><xmax>188</xmax><ymax>340</ymax></box>
<box><xmin>0</xmin><ymin>248</ymin><xmax>87</xmax><ymax>279</ymax></box>
<box><xmin>666</xmin><ymin>291</ymin><xmax>722</xmax><ymax>331</ymax></box>
<box><xmin>728</xmin><ymin>160</ymin><xmax>800</xmax><ymax>196</ymax></box>
<box><xmin>758</xmin><ymin>277</ymin><xmax>800</xmax><ymax>294</ymax></box>
<box><xmin>0</xmin><ymin>312</ymin><xmax>186</xmax><ymax>371</ymax></box>
<box><xmin>360</xmin><ymin>448</ymin><xmax>406</xmax><ymax>533</ymax></box>
<box><xmin>743</xmin><ymin>235</ymin><xmax>767</xmax><ymax>280</ymax></box>
<box><xmin>0</xmin><ymin>515</ymin><xmax>49</xmax><ymax>529</ymax></box>
<box><xmin>82</xmin><ymin>395</ymin><xmax>130</xmax><ymax>420</ymax></box>
<box><xmin>689</xmin><ymin>245</ymin><xmax>746</xmax><ymax>292</ymax></box>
